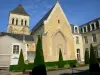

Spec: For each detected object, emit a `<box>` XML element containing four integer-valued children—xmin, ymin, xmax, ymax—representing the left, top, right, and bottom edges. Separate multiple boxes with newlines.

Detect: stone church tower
<box><xmin>7</xmin><ymin>4</ymin><xmax>30</xmax><ymax>35</ymax></box>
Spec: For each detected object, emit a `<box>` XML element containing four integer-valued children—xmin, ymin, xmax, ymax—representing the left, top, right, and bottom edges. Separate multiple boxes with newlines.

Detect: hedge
<box><xmin>10</xmin><ymin>60</ymin><xmax>77</xmax><ymax>72</ymax></box>
<box><xmin>9</xmin><ymin>63</ymin><xmax>34</xmax><ymax>72</ymax></box>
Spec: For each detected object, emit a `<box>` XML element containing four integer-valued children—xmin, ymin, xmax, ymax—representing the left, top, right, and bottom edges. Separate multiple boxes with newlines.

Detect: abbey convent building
<box><xmin>0</xmin><ymin>1</ymin><xmax>100</xmax><ymax>67</ymax></box>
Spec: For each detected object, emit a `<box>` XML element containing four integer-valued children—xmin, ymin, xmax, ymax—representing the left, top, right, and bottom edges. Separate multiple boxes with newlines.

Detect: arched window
<box><xmin>75</xmin><ymin>27</ymin><xmax>78</xmax><ymax>33</ymax></box>
<box><xmin>12</xmin><ymin>18</ymin><xmax>14</xmax><ymax>24</ymax></box>
<box><xmin>21</xmin><ymin>19</ymin><xmax>23</xmax><ymax>25</ymax></box>
<box><xmin>16</xmin><ymin>19</ymin><xmax>18</xmax><ymax>25</ymax></box>
<box><xmin>25</xmin><ymin>20</ymin><xmax>27</xmax><ymax>26</ymax></box>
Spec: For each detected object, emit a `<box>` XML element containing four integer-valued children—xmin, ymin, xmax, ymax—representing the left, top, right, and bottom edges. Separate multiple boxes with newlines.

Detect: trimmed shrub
<box><xmin>32</xmin><ymin>35</ymin><xmax>47</xmax><ymax>75</ymax></box>
<box><xmin>58</xmin><ymin>49</ymin><xmax>64</xmax><ymax>68</ymax></box>
<box><xmin>84</xmin><ymin>49</ymin><xmax>89</xmax><ymax>64</ymax></box>
<box><xmin>89</xmin><ymin>44</ymin><xmax>99</xmax><ymax>72</ymax></box>
<box><xmin>18</xmin><ymin>49</ymin><xmax>25</xmax><ymax>72</ymax></box>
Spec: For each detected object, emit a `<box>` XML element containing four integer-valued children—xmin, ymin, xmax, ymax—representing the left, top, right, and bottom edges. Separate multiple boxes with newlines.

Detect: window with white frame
<box><xmin>13</xmin><ymin>45</ymin><xmax>19</xmax><ymax>54</ymax></box>
<box><xmin>84</xmin><ymin>36</ymin><xmax>88</xmax><ymax>44</ymax></box>
<box><xmin>92</xmin><ymin>34</ymin><xmax>97</xmax><ymax>42</ymax></box>
<box><xmin>94</xmin><ymin>47</ymin><xmax>98</xmax><ymax>57</ymax></box>
<box><xmin>75</xmin><ymin>27</ymin><xmax>78</xmax><ymax>33</ymax></box>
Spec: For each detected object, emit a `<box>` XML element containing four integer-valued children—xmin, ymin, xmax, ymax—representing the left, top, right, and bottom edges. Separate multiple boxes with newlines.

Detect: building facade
<box><xmin>31</xmin><ymin>2</ymin><xmax>83</xmax><ymax>62</ymax></box>
<box><xmin>0</xmin><ymin>32</ymin><xmax>35</xmax><ymax>67</ymax></box>
<box><xmin>79</xmin><ymin>18</ymin><xmax>100</xmax><ymax>58</ymax></box>
<box><xmin>0</xmin><ymin>1</ymin><xmax>100</xmax><ymax>67</ymax></box>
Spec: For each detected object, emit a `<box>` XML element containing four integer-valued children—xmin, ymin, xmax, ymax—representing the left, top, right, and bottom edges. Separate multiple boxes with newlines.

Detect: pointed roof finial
<box><xmin>56</xmin><ymin>0</ymin><xmax>58</xmax><ymax>3</ymax></box>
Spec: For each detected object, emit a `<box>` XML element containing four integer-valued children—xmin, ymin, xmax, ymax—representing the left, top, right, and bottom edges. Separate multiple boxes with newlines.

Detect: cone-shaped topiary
<box><xmin>32</xmin><ymin>35</ymin><xmax>47</xmax><ymax>75</ymax></box>
<box><xmin>58</xmin><ymin>49</ymin><xmax>64</xmax><ymax>68</ymax></box>
<box><xmin>18</xmin><ymin>49</ymin><xmax>25</xmax><ymax>71</ymax></box>
<box><xmin>84</xmin><ymin>49</ymin><xmax>89</xmax><ymax>64</ymax></box>
<box><xmin>89</xmin><ymin>44</ymin><xmax>99</xmax><ymax>72</ymax></box>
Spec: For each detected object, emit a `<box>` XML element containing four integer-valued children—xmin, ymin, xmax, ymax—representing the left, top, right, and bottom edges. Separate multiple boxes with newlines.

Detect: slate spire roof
<box><xmin>10</xmin><ymin>4</ymin><xmax>29</xmax><ymax>16</ymax></box>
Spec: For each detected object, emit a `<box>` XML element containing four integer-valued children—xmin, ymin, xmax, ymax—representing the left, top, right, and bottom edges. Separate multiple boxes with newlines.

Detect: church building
<box><xmin>31</xmin><ymin>1</ymin><xmax>84</xmax><ymax>62</ymax></box>
<box><xmin>1</xmin><ymin>1</ymin><xmax>100</xmax><ymax>67</ymax></box>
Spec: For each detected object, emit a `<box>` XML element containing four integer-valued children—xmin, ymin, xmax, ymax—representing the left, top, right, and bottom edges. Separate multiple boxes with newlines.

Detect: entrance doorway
<box><xmin>77</xmin><ymin>49</ymin><xmax>81</xmax><ymax>61</ymax></box>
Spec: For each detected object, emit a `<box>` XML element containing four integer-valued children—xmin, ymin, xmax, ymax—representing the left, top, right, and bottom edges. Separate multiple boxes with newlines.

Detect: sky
<box><xmin>0</xmin><ymin>0</ymin><xmax>100</xmax><ymax>32</ymax></box>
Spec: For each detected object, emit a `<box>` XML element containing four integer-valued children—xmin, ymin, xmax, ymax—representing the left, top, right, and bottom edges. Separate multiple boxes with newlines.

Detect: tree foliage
<box><xmin>32</xmin><ymin>35</ymin><xmax>47</xmax><ymax>75</ymax></box>
<box><xmin>18</xmin><ymin>49</ymin><xmax>25</xmax><ymax>71</ymax></box>
<box><xmin>89</xmin><ymin>44</ymin><xmax>99</xmax><ymax>72</ymax></box>
<box><xmin>84</xmin><ymin>49</ymin><xmax>89</xmax><ymax>64</ymax></box>
<box><xmin>58</xmin><ymin>49</ymin><xmax>64</xmax><ymax>68</ymax></box>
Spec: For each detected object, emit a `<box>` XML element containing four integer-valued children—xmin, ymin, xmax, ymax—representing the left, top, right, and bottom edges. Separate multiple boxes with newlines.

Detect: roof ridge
<box><xmin>32</xmin><ymin>5</ymin><xmax>55</xmax><ymax>33</ymax></box>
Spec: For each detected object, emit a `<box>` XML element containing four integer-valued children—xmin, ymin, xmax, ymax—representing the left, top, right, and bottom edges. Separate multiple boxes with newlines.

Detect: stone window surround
<box><xmin>89</xmin><ymin>22</ymin><xmax>96</xmax><ymax>31</ymax></box>
<box><xmin>92</xmin><ymin>33</ymin><xmax>97</xmax><ymax>42</ymax></box>
<box><xmin>12</xmin><ymin>43</ymin><xmax>21</xmax><ymax>55</ymax></box>
<box><xmin>84</xmin><ymin>36</ymin><xmax>88</xmax><ymax>44</ymax></box>
<box><xmin>11</xmin><ymin>18</ymin><xmax>28</xmax><ymax>26</ymax></box>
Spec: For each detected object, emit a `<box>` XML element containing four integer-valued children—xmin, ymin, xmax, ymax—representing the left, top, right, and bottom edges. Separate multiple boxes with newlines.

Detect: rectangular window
<box><xmin>76</xmin><ymin>37</ymin><xmax>79</xmax><ymax>44</ymax></box>
<box><xmin>84</xmin><ymin>36</ymin><xmax>88</xmax><ymax>44</ymax></box>
<box><xmin>92</xmin><ymin>34</ymin><xmax>97</xmax><ymax>42</ymax></box>
<box><xmin>94</xmin><ymin>47</ymin><xmax>98</xmax><ymax>57</ymax></box>
<box><xmin>13</xmin><ymin>45</ymin><xmax>19</xmax><ymax>54</ymax></box>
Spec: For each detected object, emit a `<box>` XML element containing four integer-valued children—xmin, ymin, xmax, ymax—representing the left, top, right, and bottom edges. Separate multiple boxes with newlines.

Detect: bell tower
<box><xmin>7</xmin><ymin>4</ymin><xmax>30</xmax><ymax>35</ymax></box>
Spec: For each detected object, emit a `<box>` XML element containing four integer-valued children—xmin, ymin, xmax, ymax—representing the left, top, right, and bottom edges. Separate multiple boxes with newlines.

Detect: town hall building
<box><xmin>0</xmin><ymin>1</ymin><xmax>100</xmax><ymax>67</ymax></box>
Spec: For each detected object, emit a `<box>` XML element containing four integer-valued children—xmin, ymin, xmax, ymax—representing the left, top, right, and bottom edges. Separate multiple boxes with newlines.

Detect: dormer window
<box><xmin>75</xmin><ymin>27</ymin><xmax>78</xmax><ymax>33</ymax></box>
<box><xmin>87</xmin><ymin>25</ymin><xmax>90</xmax><ymax>32</ymax></box>
<box><xmin>96</xmin><ymin>20</ymin><xmax>99</xmax><ymax>29</ymax></box>
<box><xmin>84</xmin><ymin>27</ymin><xmax>86</xmax><ymax>32</ymax></box>
<box><xmin>91</xmin><ymin>23</ymin><xmax>95</xmax><ymax>30</ymax></box>
<box><xmin>80</xmin><ymin>28</ymin><xmax>83</xmax><ymax>33</ymax></box>
<box><xmin>12</xmin><ymin>18</ymin><xmax>14</xmax><ymax>24</ymax></box>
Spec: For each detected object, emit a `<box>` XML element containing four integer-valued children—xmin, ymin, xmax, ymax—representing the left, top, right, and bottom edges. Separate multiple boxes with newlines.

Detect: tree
<box><xmin>32</xmin><ymin>35</ymin><xmax>47</xmax><ymax>75</ymax></box>
<box><xmin>84</xmin><ymin>49</ymin><xmax>89</xmax><ymax>64</ymax></box>
<box><xmin>58</xmin><ymin>49</ymin><xmax>64</xmax><ymax>68</ymax></box>
<box><xmin>89</xmin><ymin>44</ymin><xmax>99</xmax><ymax>72</ymax></box>
<box><xmin>18</xmin><ymin>49</ymin><xmax>25</xmax><ymax>71</ymax></box>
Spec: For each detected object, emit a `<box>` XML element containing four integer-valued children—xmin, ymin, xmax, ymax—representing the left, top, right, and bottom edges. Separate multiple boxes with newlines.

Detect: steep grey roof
<box><xmin>10</xmin><ymin>4</ymin><xmax>29</xmax><ymax>16</ymax></box>
<box><xmin>31</xmin><ymin>5</ymin><xmax>55</xmax><ymax>33</ymax></box>
<box><xmin>80</xmin><ymin>17</ymin><xmax>100</xmax><ymax>27</ymax></box>
<box><xmin>0</xmin><ymin>32</ymin><xmax>34</xmax><ymax>41</ymax></box>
